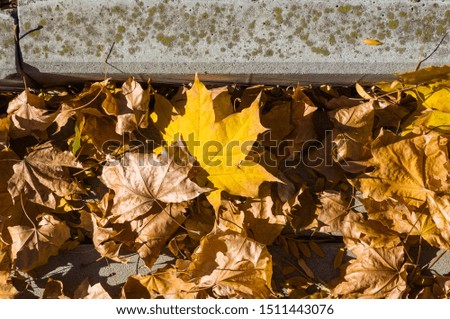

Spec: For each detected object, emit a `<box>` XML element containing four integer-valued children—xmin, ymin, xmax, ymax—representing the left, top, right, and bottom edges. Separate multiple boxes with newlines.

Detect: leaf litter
<box><xmin>1</xmin><ymin>66</ymin><xmax>450</xmax><ymax>298</ymax></box>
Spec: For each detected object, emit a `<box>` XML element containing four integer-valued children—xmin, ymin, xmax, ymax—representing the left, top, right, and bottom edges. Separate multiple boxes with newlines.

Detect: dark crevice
<box><xmin>0</xmin><ymin>0</ymin><xmax>16</xmax><ymax>10</ymax></box>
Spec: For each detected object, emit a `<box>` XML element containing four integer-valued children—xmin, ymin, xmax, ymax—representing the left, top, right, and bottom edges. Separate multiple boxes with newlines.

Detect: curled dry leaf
<box><xmin>0</xmin><ymin>243</ymin><xmax>18</xmax><ymax>298</ymax></box>
<box><xmin>218</xmin><ymin>185</ymin><xmax>286</xmax><ymax>245</ymax></box>
<box><xmin>8</xmin><ymin>214</ymin><xmax>71</xmax><ymax>272</ymax></box>
<box><xmin>122</xmin><ymin>267</ymin><xmax>198</xmax><ymax>299</ymax></box>
<box><xmin>7</xmin><ymin>89</ymin><xmax>58</xmax><ymax>139</ymax></box>
<box><xmin>116</xmin><ymin>77</ymin><xmax>150</xmax><ymax>134</ymax></box>
<box><xmin>317</xmin><ymin>190</ymin><xmax>351</xmax><ymax>232</ymax></box>
<box><xmin>187</xmin><ymin>230</ymin><xmax>273</xmax><ymax>298</ymax></box>
<box><xmin>123</xmin><ymin>230</ymin><xmax>273</xmax><ymax>299</ymax></box>
<box><xmin>328</xmin><ymin>101</ymin><xmax>374</xmax><ymax>164</ymax></box>
<box><xmin>7</xmin><ymin>143</ymin><xmax>84</xmax><ymax>209</ymax></box>
<box><xmin>0</xmin><ymin>116</ymin><xmax>10</xmax><ymax>149</ymax></box>
<box><xmin>73</xmin><ymin>278</ymin><xmax>112</xmax><ymax>299</ymax></box>
<box><xmin>340</xmin><ymin>211</ymin><xmax>402</xmax><ymax>256</ymax></box>
<box><xmin>284</xmin><ymin>85</ymin><xmax>318</xmax><ymax>158</ymax></box>
<box><xmin>101</xmin><ymin>145</ymin><xmax>208</xmax><ymax>223</ymax></box>
<box><xmin>362</xmin><ymin>197</ymin><xmax>450</xmax><ymax>251</ymax></box>
<box><xmin>91</xmin><ymin>212</ymin><xmax>130</xmax><ymax>263</ymax></box>
<box><xmin>353</xmin><ymin>130</ymin><xmax>450</xmax><ymax>207</ymax></box>
<box><xmin>427</xmin><ymin>195</ymin><xmax>450</xmax><ymax>247</ymax></box>
<box><xmin>333</xmin><ymin>246</ymin><xmax>409</xmax><ymax>298</ymax></box>
<box><xmin>133</xmin><ymin>202</ymin><xmax>189</xmax><ymax>268</ymax></box>
<box><xmin>42</xmin><ymin>278</ymin><xmax>69</xmax><ymax>299</ymax></box>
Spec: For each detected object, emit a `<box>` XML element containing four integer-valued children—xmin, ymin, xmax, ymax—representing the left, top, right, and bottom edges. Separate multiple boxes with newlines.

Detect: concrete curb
<box><xmin>0</xmin><ymin>0</ymin><xmax>449</xmax><ymax>87</ymax></box>
<box><xmin>0</xmin><ymin>9</ymin><xmax>16</xmax><ymax>84</ymax></box>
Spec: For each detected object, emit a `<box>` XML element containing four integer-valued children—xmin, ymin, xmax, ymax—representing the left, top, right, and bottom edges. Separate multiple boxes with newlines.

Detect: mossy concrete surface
<box><xmin>2</xmin><ymin>0</ymin><xmax>448</xmax><ymax>86</ymax></box>
<box><xmin>0</xmin><ymin>9</ymin><xmax>17</xmax><ymax>86</ymax></box>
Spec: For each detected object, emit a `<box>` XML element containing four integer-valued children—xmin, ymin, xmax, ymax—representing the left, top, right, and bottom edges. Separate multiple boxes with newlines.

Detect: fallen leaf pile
<box><xmin>1</xmin><ymin>66</ymin><xmax>450</xmax><ymax>299</ymax></box>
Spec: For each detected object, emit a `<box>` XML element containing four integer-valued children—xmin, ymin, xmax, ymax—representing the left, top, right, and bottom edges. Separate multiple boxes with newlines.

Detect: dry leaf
<box><xmin>122</xmin><ymin>267</ymin><xmax>198</xmax><ymax>299</ymax></box>
<box><xmin>0</xmin><ymin>244</ymin><xmax>17</xmax><ymax>298</ymax></box>
<box><xmin>7</xmin><ymin>89</ymin><xmax>58</xmax><ymax>139</ymax></box>
<box><xmin>133</xmin><ymin>202</ymin><xmax>189</xmax><ymax>268</ymax></box>
<box><xmin>353</xmin><ymin>130</ymin><xmax>450</xmax><ymax>207</ymax></box>
<box><xmin>101</xmin><ymin>146</ymin><xmax>208</xmax><ymax>223</ymax></box>
<box><xmin>333</xmin><ymin>246</ymin><xmax>409</xmax><ymax>298</ymax></box>
<box><xmin>42</xmin><ymin>278</ymin><xmax>69</xmax><ymax>299</ymax></box>
<box><xmin>317</xmin><ymin>190</ymin><xmax>351</xmax><ymax>232</ymax></box>
<box><xmin>8</xmin><ymin>214</ymin><xmax>71</xmax><ymax>272</ymax></box>
<box><xmin>116</xmin><ymin>77</ymin><xmax>150</xmax><ymax>134</ymax></box>
<box><xmin>187</xmin><ymin>230</ymin><xmax>273</xmax><ymax>298</ymax></box>
<box><xmin>73</xmin><ymin>278</ymin><xmax>112</xmax><ymax>299</ymax></box>
<box><xmin>8</xmin><ymin>143</ymin><xmax>84</xmax><ymax>209</ymax></box>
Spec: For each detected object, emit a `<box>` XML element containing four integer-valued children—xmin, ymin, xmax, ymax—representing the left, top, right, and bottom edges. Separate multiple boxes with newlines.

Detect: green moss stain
<box><xmin>311</xmin><ymin>46</ymin><xmax>330</xmax><ymax>56</ymax></box>
<box><xmin>24</xmin><ymin>22</ymin><xmax>31</xmax><ymax>30</ymax></box>
<box><xmin>67</xmin><ymin>12</ymin><xmax>74</xmax><ymax>23</ymax></box>
<box><xmin>388</xmin><ymin>20</ymin><xmax>399</xmax><ymax>29</ymax></box>
<box><xmin>338</xmin><ymin>5</ymin><xmax>351</xmax><ymax>14</ymax></box>
<box><xmin>156</xmin><ymin>33</ymin><xmax>176</xmax><ymax>47</ymax></box>
<box><xmin>117</xmin><ymin>25</ymin><xmax>126</xmax><ymax>33</ymax></box>
<box><xmin>265</xmin><ymin>49</ymin><xmax>274</xmax><ymax>56</ymax></box>
<box><xmin>148</xmin><ymin>6</ymin><xmax>157</xmax><ymax>16</ymax></box>
<box><xmin>114</xmin><ymin>33</ymin><xmax>123</xmax><ymax>42</ymax></box>
<box><xmin>274</xmin><ymin>7</ymin><xmax>283</xmax><ymax>24</ymax></box>
<box><xmin>249</xmin><ymin>21</ymin><xmax>255</xmax><ymax>30</ymax></box>
<box><xmin>329</xmin><ymin>34</ymin><xmax>336</xmax><ymax>45</ymax></box>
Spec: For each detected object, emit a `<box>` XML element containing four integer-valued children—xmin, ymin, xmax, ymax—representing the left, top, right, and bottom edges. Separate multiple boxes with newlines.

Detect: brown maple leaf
<box><xmin>187</xmin><ymin>230</ymin><xmax>273</xmax><ymax>298</ymax></box>
<box><xmin>7</xmin><ymin>143</ymin><xmax>84</xmax><ymax>209</ymax></box>
<box><xmin>8</xmin><ymin>214</ymin><xmax>71</xmax><ymax>272</ymax></box>
<box><xmin>7</xmin><ymin>89</ymin><xmax>58</xmax><ymax>139</ymax></box>
<box><xmin>353</xmin><ymin>130</ymin><xmax>450</xmax><ymax>207</ymax></box>
<box><xmin>101</xmin><ymin>145</ymin><xmax>208</xmax><ymax>223</ymax></box>
<box><xmin>333</xmin><ymin>246</ymin><xmax>409</xmax><ymax>298</ymax></box>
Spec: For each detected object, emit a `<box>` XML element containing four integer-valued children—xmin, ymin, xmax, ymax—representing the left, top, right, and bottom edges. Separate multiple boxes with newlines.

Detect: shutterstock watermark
<box><xmin>101</xmin><ymin>130</ymin><xmax>350</xmax><ymax>168</ymax></box>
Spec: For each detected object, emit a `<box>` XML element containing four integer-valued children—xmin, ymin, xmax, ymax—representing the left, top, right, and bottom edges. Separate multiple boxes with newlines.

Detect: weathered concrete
<box><xmin>2</xmin><ymin>0</ymin><xmax>448</xmax><ymax>87</ymax></box>
<box><xmin>0</xmin><ymin>9</ymin><xmax>16</xmax><ymax>84</ymax></box>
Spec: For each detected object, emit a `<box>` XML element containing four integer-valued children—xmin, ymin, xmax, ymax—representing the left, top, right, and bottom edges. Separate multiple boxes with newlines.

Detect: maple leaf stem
<box><xmin>19</xmin><ymin>194</ymin><xmax>37</xmax><ymax>230</ymax></box>
<box><xmin>70</xmin><ymin>86</ymin><xmax>105</xmax><ymax>112</ymax></box>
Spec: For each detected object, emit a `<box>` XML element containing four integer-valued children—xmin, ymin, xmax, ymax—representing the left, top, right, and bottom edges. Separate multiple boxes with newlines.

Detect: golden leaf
<box><xmin>363</xmin><ymin>39</ymin><xmax>383</xmax><ymax>46</ymax></box>
<box><xmin>163</xmin><ymin>76</ymin><xmax>278</xmax><ymax>210</ymax></box>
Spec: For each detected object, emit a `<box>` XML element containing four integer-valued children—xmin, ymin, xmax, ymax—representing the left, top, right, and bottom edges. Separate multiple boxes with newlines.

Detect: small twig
<box><xmin>18</xmin><ymin>25</ymin><xmax>43</xmax><ymax>40</ymax></box>
<box><xmin>415</xmin><ymin>32</ymin><xmax>448</xmax><ymax>71</ymax></box>
<box><xmin>103</xmin><ymin>41</ymin><xmax>115</xmax><ymax>79</ymax></box>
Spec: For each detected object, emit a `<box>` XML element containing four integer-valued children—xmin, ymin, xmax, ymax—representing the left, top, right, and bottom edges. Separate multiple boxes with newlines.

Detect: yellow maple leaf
<box><xmin>164</xmin><ymin>76</ymin><xmax>278</xmax><ymax>210</ymax></box>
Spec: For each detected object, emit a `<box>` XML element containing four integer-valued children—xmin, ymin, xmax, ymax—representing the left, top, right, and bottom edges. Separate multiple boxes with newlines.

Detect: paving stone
<box><xmin>18</xmin><ymin>245</ymin><xmax>174</xmax><ymax>298</ymax></box>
